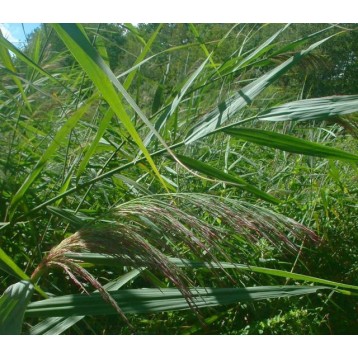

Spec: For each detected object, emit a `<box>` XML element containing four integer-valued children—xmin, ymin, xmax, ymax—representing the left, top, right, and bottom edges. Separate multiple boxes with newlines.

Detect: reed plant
<box><xmin>0</xmin><ymin>23</ymin><xmax>357</xmax><ymax>334</ymax></box>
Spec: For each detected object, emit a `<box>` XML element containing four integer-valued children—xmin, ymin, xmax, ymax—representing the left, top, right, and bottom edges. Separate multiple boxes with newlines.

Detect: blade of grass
<box><xmin>122</xmin><ymin>23</ymin><xmax>147</xmax><ymax>47</ymax></box>
<box><xmin>53</xmin><ymin>23</ymin><xmax>169</xmax><ymax>192</ymax></box>
<box><xmin>76</xmin><ymin>25</ymin><xmax>162</xmax><ymax>179</ymax></box>
<box><xmin>143</xmin><ymin>56</ymin><xmax>210</xmax><ymax>147</ymax></box>
<box><xmin>173</xmin><ymin>154</ymin><xmax>280</xmax><ymax>204</ymax></box>
<box><xmin>224</xmin><ymin>127</ymin><xmax>358</xmax><ymax>163</ymax></box>
<box><xmin>65</xmin><ymin>253</ymin><xmax>358</xmax><ymax>292</ymax></box>
<box><xmin>188</xmin><ymin>24</ymin><xmax>217</xmax><ymax>69</ymax></box>
<box><xmin>46</xmin><ymin>206</ymin><xmax>91</xmax><ymax>229</ymax></box>
<box><xmin>185</xmin><ymin>35</ymin><xmax>335</xmax><ymax>144</ymax></box>
<box><xmin>25</xmin><ymin>285</ymin><xmax>331</xmax><ymax>318</ymax></box>
<box><xmin>258</xmin><ymin>95</ymin><xmax>358</xmax><ymax>122</ymax></box>
<box><xmin>0</xmin><ymin>280</ymin><xmax>34</xmax><ymax>334</ymax></box>
<box><xmin>0</xmin><ymin>30</ymin><xmax>31</xmax><ymax>111</ymax></box>
<box><xmin>123</xmin><ymin>24</ymin><xmax>163</xmax><ymax>90</ymax></box>
<box><xmin>75</xmin><ymin>108</ymin><xmax>114</xmax><ymax>179</ymax></box>
<box><xmin>0</xmin><ymin>248</ymin><xmax>47</xmax><ymax>298</ymax></box>
<box><xmin>0</xmin><ymin>247</ymin><xmax>30</xmax><ymax>281</ymax></box>
<box><xmin>30</xmin><ymin>269</ymin><xmax>142</xmax><ymax>335</ymax></box>
<box><xmin>8</xmin><ymin>96</ymin><xmax>97</xmax><ymax>217</ymax></box>
<box><xmin>221</xmin><ymin>23</ymin><xmax>290</xmax><ymax>74</ymax></box>
<box><xmin>0</xmin><ymin>34</ymin><xmax>72</xmax><ymax>94</ymax></box>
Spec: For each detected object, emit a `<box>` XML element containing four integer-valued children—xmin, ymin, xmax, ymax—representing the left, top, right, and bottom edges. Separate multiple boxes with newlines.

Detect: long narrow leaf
<box><xmin>123</xmin><ymin>24</ymin><xmax>163</xmax><ymax>89</ymax></box>
<box><xmin>52</xmin><ymin>24</ymin><xmax>168</xmax><ymax>191</ymax></box>
<box><xmin>143</xmin><ymin>56</ymin><xmax>210</xmax><ymax>147</ymax></box>
<box><xmin>224</xmin><ymin>128</ymin><xmax>358</xmax><ymax>162</ymax></box>
<box><xmin>30</xmin><ymin>269</ymin><xmax>142</xmax><ymax>335</ymax></box>
<box><xmin>9</xmin><ymin>97</ymin><xmax>96</xmax><ymax>215</ymax></box>
<box><xmin>0</xmin><ymin>247</ymin><xmax>30</xmax><ymax>280</ymax></box>
<box><xmin>76</xmin><ymin>25</ymin><xmax>163</xmax><ymax>179</ymax></box>
<box><xmin>0</xmin><ymin>34</ymin><xmax>71</xmax><ymax>93</ymax></box>
<box><xmin>25</xmin><ymin>285</ymin><xmax>330</xmax><ymax>318</ymax></box>
<box><xmin>188</xmin><ymin>24</ymin><xmax>217</xmax><ymax>68</ymax></box>
<box><xmin>174</xmin><ymin>154</ymin><xmax>280</xmax><ymax>204</ymax></box>
<box><xmin>65</xmin><ymin>253</ymin><xmax>358</xmax><ymax>292</ymax></box>
<box><xmin>229</xmin><ymin>23</ymin><xmax>290</xmax><ymax>72</ymax></box>
<box><xmin>76</xmin><ymin>108</ymin><xmax>113</xmax><ymax>179</ymax></box>
<box><xmin>0</xmin><ymin>30</ymin><xmax>31</xmax><ymax>110</ymax></box>
<box><xmin>185</xmin><ymin>36</ymin><xmax>334</xmax><ymax>144</ymax></box>
<box><xmin>258</xmin><ymin>95</ymin><xmax>358</xmax><ymax>122</ymax></box>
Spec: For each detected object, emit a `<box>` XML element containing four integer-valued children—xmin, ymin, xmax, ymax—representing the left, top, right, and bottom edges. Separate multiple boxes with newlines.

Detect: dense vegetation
<box><xmin>0</xmin><ymin>23</ymin><xmax>357</xmax><ymax>335</ymax></box>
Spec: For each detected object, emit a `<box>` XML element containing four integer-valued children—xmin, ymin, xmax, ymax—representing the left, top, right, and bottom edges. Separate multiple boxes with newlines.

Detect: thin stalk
<box><xmin>16</xmin><ymin>116</ymin><xmax>256</xmax><ymax>219</ymax></box>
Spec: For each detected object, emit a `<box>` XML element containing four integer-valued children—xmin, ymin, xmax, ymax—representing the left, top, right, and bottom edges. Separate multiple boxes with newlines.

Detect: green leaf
<box><xmin>0</xmin><ymin>34</ymin><xmax>70</xmax><ymax>93</ymax></box>
<box><xmin>123</xmin><ymin>24</ymin><xmax>163</xmax><ymax>90</ymax></box>
<box><xmin>0</xmin><ymin>280</ymin><xmax>34</xmax><ymax>334</ymax></box>
<box><xmin>46</xmin><ymin>206</ymin><xmax>93</xmax><ymax>228</ymax></box>
<box><xmin>258</xmin><ymin>95</ymin><xmax>358</xmax><ymax>122</ymax></box>
<box><xmin>65</xmin><ymin>253</ymin><xmax>358</xmax><ymax>292</ymax></box>
<box><xmin>76</xmin><ymin>25</ymin><xmax>162</xmax><ymax>179</ymax></box>
<box><xmin>143</xmin><ymin>56</ymin><xmax>210</xmax><ymax>147</ymax></box>
<box><xmin>185</xmin><ymin>36</ymin><xmax>334</xmax><ymax>144</ymax></box>
<box><xmin>174</xmin><ymin>154</ymin><xmax>280</xmax><ymax>204</ymax></box>
<box><xmin>221</xmin><ymin>23</ymin><xmax>290</xmax><ymax>74</ymax></box>
<box><xmin>188</xmin><ymin>24</ymin><xmax>217</xmax><ymax>68</ymax></box>
<box><xmin>25</xmin><ymin>285</ymin><xmax>330</xmax><ymax>318</ymax></box>
<box><xmin>0</xmin><ymin>247</ymin><xmax>30</xmax><ymax>280</ymax></box>
<box><xmin>30</xmin><ymin>269</ymin><xmax>142</xmax><ymax>335</ymax></box>
<box><xmin>122</xmin><ymin>23</ymin><xmax>147</xmax><ymax>46</ymax></box>
<box><xmin>270</xmin><ymin>25</ymin><xmax>336</xmax><ymax>57</ymax></box>
<box><xmin>114</xmin><ymin>174</ymin><xmax>152</xmax><ymax>195</ymax></box>
<box><xmin>76</xmin><ymin>108</ymin><xmax>114</xmax><ymax>179</ymax></box>
<box><xmin>224</xmin><ymin>128</ymin><xmax>358</xmax><ymax>162</ymax></box>
<box><xmin>0</xmin><ymin>30</ymin><xmax>31</xmax><ymax>110</ymax></box>
<box><xmin>53</xmin><ymin>24</ymin><xmax>169</xmax><ymax>191</ymax></box>
<box><xmin>9</xmin><ymin>97</ymin><xmax>96</xmax><ymax>215</ymax></box>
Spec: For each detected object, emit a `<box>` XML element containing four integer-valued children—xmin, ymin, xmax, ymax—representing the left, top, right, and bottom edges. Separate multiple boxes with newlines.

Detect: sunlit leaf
<box><xmin>0</xmin><ymin>280</ymin><xmax>34</xmax><ymax>334</ymax></box>
<box><xmin>258</xmin><ymin>95</ymin><xmax>358</xmax><ymax>122</ymax></box>
<box><xmin>185</xmin><ymin>36</ymin><xmax>334</xmax><ymax>144</ymax></box>
<box><xmin>30</xmin><ymin>269</ymin><xmax>142</xmax><ymax>335</ymax></box>
<box><xmin>9</xmin><ymin>97</ymin><xmax>96</xmax><ymax>215</ymax></box>
<box><xmin>53</xmin><ymin>23</ymin><xmax>169</xmax><ymax>191</ymax></box>
<box><xmin>25</xmin><ymin>285</ymin><xmax>331</xmax><ymax>318</ymax></box>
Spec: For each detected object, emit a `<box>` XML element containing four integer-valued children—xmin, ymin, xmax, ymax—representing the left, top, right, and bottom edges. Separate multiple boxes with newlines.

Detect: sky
<box><xmin>0</xmin><ymin>23</ymin><xmax>40</xmax><ymax>46</ymax></box>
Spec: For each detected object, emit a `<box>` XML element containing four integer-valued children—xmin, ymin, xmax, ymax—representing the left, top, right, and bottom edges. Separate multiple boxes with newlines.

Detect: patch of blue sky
<box><xmin>0</xmin><ymin>23</ymin><xmax>41</xmax><ymax>47</ymax></box>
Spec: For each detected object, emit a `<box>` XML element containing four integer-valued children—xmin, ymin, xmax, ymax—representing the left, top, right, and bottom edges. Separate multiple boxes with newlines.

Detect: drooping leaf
<box><xmin>174</xmin><ymin>154</ymin><xmax>280</xmax><ymax>204</ymax></box>
<box><xmin>46</xmin><ymin>206</ymin><xmax>93</xmax><ymax>228</ymax></box>
<box><xmin>185</xmin><ymin>36</ymin><xmax>334</xmax><ymax>144</ymax></box>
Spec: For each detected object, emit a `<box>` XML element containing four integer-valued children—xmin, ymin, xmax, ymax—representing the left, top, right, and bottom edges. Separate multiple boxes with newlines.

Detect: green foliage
<box><xmin>0</xmin><ymin>23</ymin><xmax>357</xmax><ymax>335</ymax></box>
<box><xmin>0</xmin><ymin>280</ymin><xmax>34</xmax><ymax>334</ymax></box>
